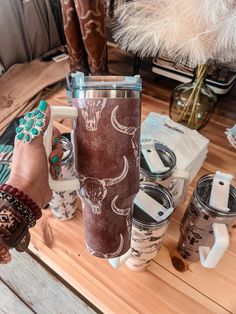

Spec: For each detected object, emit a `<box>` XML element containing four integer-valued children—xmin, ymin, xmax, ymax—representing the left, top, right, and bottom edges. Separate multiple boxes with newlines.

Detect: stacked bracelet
<box><xmin>0</xmin><ymin>184</ymin><xmax>42</xmax><ymax>219</ymax></box>
<box><xmin>0</xmin><ymin>184</ymin><xmax>42</xmax><ymax>254</ymax></box>
<box><xmin>0</xmin><ymin>198</ymin><xmax>31</xmax><ymax>252</ymax></box>
<box><xmin>4</xmin><ymin>218</ymin><xmax>29</xmax><ymax>250</ymax></box>
<box><xmin>0</xmin><ymin>191</ymin><xmax>36</xmax><ymax>227</ymax></box>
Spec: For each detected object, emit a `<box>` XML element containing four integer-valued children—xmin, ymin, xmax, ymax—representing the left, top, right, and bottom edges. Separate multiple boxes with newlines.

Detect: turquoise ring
<box><xmin>16</xmin><ymin>101</ymin><xmax>47</xmax><ymax>144</ymax></box>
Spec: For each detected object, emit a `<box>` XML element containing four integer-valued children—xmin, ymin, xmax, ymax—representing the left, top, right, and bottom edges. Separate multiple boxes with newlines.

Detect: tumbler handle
<box><xmin>172</xmin><ymin>169</ymin><xmax>190</xmax><ymax>205</ymax></box>
<box><xmin>43</xmin><ymin>106</ymin><xmax>80</xmax><ymax>192</ymax></box>
<box><xmin>108</xmin><ymin>251</ymin><xmax>132</xmax><ymax>268</ymax></box>
<box><xmin>199</xmin><ymin>223</ymin><xmax>229</xmax><ymax>268</ymax></box>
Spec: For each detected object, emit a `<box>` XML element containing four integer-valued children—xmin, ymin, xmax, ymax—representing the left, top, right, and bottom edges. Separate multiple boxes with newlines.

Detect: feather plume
<box><xmin>226</xmin><ymin>124</ymin><xmax>236</xmax><ymax>149</ymax></box>
<box><xmin>113</xmin><ymin>0</ymin><xmax>236</xmax><ymax>65</ymax></box>
<box><xmin>214</xmin><ymin>14</ymin><xmax>236</xmax><ymax>51</ymax></box>
<box><xmin>42</xmin><ymin>218</ymin><xmax>54</xmax><ymax>248</ymax></box>
<box><xmin>180</xmin><ymin>0</ymin><xmax>233</xmax><ymax>25</ymax></box>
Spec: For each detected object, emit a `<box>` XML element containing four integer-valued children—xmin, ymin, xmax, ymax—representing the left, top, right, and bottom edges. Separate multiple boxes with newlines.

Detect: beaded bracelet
<box><xmin>0</xmin><ymin>191</ymin><xmax>36</xmax><ymax>227</ymax></box>
<box><xmin>3</xmin><ymin>225</ymin><xmax>30</xmax><ymax>253</ymax></box>
<box><xmin>0</xmin><ymin>198</ymin><xmax>30</xmax><ymax>252</ymax></box>
<box><xmin>0</xmin><ymin>184</ymin><xmax>42</xmax><ymax>219</ymax></box>
<box><xmin>2</xmin><ymin>214</ymin><xmax>27</xmax><ymax>245</ymax></box>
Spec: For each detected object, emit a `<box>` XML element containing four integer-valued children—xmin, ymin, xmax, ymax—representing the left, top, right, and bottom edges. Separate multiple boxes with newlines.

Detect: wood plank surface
<box><xmin>0</xmin><ymin>250</ymin><xmax>95</xmax><ymax>314</ymax></box>
<box><xmin>29</xmin><ymin>47</ymin><xmax>236</xmax><ymax>313</ymax></box>
<box><xmin>29</xmin><ymin>214</ymin><xmax>220</xmax><ymax>314</ymax></box>
<box><xmin>0</xmin><ymin>280</ymin><xmax>33</xmax><ymax>314</ymax></box>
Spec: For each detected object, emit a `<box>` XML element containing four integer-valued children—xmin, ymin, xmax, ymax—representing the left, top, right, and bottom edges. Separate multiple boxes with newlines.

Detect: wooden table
<box><xmin>0</xmin><ymin>250</ymin><xmax>95</xmax><ymax>313</ymax></box>
<box><xmin>29</xmin><ymin>48</ymin><xmax>236</xmax><ymax>314</ymax></box>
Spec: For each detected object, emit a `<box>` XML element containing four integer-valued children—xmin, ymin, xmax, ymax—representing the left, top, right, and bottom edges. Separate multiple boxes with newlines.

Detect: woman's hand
<box><xmin>0</xmin><ymin>101</ymin><xmax>63</xmax><ymax>263</ymax></box>
<box><xmin>6</xmin><ymin>101</ymin><xmax>63</xmax><ymax>208</ymax></box>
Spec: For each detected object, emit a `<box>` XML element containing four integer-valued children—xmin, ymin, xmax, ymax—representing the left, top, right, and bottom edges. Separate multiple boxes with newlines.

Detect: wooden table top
<box><xmin>29</xmin><ymin>48</ymin><xmax>236</xmax><ymax>314</ymax></box>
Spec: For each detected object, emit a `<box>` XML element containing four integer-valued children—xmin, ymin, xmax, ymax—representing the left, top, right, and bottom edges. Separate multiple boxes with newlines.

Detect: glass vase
<box><xmin>170</xmin><ymin>65</ymin><xmax>217</xmax><ymax>130</ymax></box>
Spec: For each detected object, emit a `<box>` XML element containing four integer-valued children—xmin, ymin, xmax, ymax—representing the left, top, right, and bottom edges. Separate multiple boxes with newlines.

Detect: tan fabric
<box><xmin>0</xmin><ymin>0</ymin><xmax>60</xmax><ymax>71</ymax></box>
<box><xmin>0</xmin><ymin>59</ymin><xmax>69</xmax><ymax>135</ymax></box>
<box><xmin>60</xmin><ymin>0</ymin><xmax>108</xmax><ymax>75</ymax></box>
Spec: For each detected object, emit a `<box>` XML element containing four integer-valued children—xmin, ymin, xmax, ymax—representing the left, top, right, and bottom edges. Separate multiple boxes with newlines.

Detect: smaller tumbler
<box><xmin>177</xmin><ymin>172</ymin><xmax>236</xmax><ymax>268</ymax></box>
<box><xmin>109</xmin><ymin>182</ymin><xmax>174</xmax><ymax>271</ymax></box>
<box><xmin>49</xmin><ymin>136</ymin><xmax>78</xmax><ymax>220</ymax></box>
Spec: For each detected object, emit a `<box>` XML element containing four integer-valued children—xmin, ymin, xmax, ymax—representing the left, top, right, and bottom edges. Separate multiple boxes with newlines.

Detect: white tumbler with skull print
<box><xmin>49</xmin><ymin>136</ymin><xmax>78</xmax><ymax>220</ymax></box>
<box><xmin>109</xmin><ymin>182</ymin><xmax>174</xmax><ymax>271</ymax></box>
<box><xmin>44</xmin><ymin>72</ymin><xmax>142</xmax><ymax>258</ymax></box>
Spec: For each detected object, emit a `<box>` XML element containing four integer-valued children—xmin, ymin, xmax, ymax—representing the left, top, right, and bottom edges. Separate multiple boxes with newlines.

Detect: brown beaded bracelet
<box><xmin>0</xmin><ymin>197</ymin><xmax>31</xmax><ymax>252</ymax></box>
<box><xmin>0</xmin><ymin>184</ymin><xmax>42</xmax><ymax>219</ymax></box>
<box><xmin>0</xmin><ymin>191</ymin><xmax>36</xmax><ymax>227</ymax></box>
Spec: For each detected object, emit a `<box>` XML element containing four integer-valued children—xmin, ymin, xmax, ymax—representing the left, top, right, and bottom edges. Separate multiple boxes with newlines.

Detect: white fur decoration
<box><xmin>114</xmin><ymin>0</ymin><xmax>236</xmax><ymax>66</ymax></box>
<box><xmin>225</xmin><ymin>124</ymin><xmax>236</xmax><ymax>149</ymax></box>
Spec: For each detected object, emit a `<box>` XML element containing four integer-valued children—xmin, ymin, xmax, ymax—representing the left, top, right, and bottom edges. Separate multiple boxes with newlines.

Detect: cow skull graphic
<box><xmin>111</xmin><ymin>106</ymin><xmax>140</xmax><ymax>167</ymax></box>
<box><xmin>81</xmin><ymin>98</ymin><xmax>106</xmax><ymax>131</ymax></box>
<box><xmin>85</xmin><ymin>233</ymin><xmax>124</xmax><ymax>258</ymax></box>
<box><xmin>79</xmin><ymin>156</ymin><xmax>129</xmax><ymax>214</ymax></box>
<box><xmin>111</xmin><ymin>195</ymin><xmax>131</xmax><ymax>216</ymax></box>
<box><xmin>111</xmin><ymin>196</ymin><xmax>133</xmax><ymax>236</ymax></box>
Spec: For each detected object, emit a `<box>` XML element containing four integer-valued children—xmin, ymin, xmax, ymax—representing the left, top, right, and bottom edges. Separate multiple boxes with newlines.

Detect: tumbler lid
<box><xmin>68</xmin><ymin>71</ymin><xmax>142</xmax><ymax>91</ymax></box>
<box><xmin>209</xmin><ymin>171</ymin><xmax>232</xmax><ymax>212</ymax></box>
<box><xmin>196</xmin><ymin>173</ymin><xmax>236</xmax><ymax>217</ymax></box>
<box><xmin>140</xmin><ymin>139</ymin><xmax>176</xmax><ymax>180</ymax></box>
<box><xmin>141</xmin><ymin>140</ymin><xmax>170</xmax><ymax>173</ymax></box>
<box><xmin>133</xmin><ymin>182</ymin><xmax>173</xmax><ymax>228</ymax></box>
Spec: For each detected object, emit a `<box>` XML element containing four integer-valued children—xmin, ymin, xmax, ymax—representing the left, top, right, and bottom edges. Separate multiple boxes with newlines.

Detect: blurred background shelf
<box><xmin>152</xmin><ymin>59</ymin><xmax>236</xmax><ymax>95</ymax></box>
